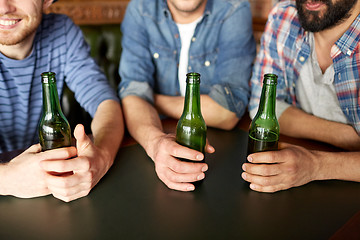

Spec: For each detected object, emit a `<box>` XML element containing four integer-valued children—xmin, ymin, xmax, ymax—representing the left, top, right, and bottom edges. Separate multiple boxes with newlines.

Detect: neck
<box><xmin>0</xmin><ymin>31</ymin><xmax>36</xmax><ymax>60</ymax></box>
<box><xmin>313</xmin><ymin>1</ymin><xmax>360</xmax><ymax>72</ymax></box>
<box><xmin>168</xmin><ymin>0</ymin><xmax>207</xmax><ymax>24</ymax></box>
<box><xmin>314</xmin><ymin>1</ymin><xmax>360</xmax><ymax>47</ymax></box>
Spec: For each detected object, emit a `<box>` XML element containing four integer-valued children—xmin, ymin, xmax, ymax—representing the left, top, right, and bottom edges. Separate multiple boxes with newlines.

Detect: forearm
<box><xmin>91</xmin><ymin>100</ymin><xmax>124</xmax><ymax>161</ymax></box>
<box><xmin>121</xmin><ymin>96</ymin><xmax>165</xmax><ymax>158</ymax></box>
<box><xmin>315</xmin><ymin>151</ymin><xmax>360</xmax><ymax>182</ymax></box>
<box><xmin>279</xmin><ymin>106</ymin><xmax>360</xmax><ymax>150</ymax></box>
<box><xmin>154</xmin><ymin>94</ymin><xmax>239</xmax><ymax>130</ymax></box>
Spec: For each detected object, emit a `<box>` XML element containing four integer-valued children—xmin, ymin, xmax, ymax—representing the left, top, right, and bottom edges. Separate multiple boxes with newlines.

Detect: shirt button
<box><xmin>225</xmin><ymin>87</ymin><xmax>230</xmax><ymax>95</ymax></box>
<box><xmin>173</xmin><ymin>50</ymin><xmax>177</xmax><ymax>55</ymax></box>
<box><xmin>347</xmin><ymin>49</ymin><xmax>352</xmax><ymax>56</ymax></box>
<box><xmin>188</xmin><ymin>66</ymin><xmax>192</xmax><ymax>71</ymax></box>
<box><xmin>204</xmin><ymin>60</ymin><xmax>210</xmax><ymax>67</ymax></box>
<box><xmin>299</xmin><ymin>56</ymin><xmax>305</xmax><ymax>62</ymax></box>
<box><xmin>153</xmin><ymin>53</ymin><xmax>159</xmax><ymax>59</ymax></box>
<box><xmin>338</xmin><ymin>73</ymin><xmax>341</xmax><ymax>80</ymax></box>
<box><xmin>192</xmin><ymin>37</ymin><xmax>196</xmax><ymax>42</ymax></box>
<box><xmin>174</xmin><ymin>34</ymin><xmax>179</xmax><ymax>39</ymax></box>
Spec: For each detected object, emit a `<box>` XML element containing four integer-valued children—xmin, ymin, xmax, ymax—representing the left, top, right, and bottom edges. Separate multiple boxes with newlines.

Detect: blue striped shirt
<box><xmin>0</xmin><ymin>14</ymin><xmax>118</xmax><ymax>153</ymax></box>
<box><xmin>249</xmin><ymin>1</ymin><xmax>360</xmax><ymax>134</ymax></box>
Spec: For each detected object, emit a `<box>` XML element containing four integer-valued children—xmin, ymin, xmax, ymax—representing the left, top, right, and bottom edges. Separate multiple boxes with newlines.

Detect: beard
<box><xmin>296</xmin><ymin>0</ymin><xmax>358</xmax><ymax>32</ymax></box>
<box><xmin>0</xmin><ymin>14</ymin><xmax>42</xmax><ymax>46</ymax></box>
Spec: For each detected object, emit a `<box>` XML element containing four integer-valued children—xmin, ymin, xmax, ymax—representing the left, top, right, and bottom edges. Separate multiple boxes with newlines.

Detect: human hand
<box><xmin>40</xmin><ymin>124</ymin><xmax>113</xmax><ymax>202</ymax></box>
<box><xmin>1</xmin><ymin>144</ymin><xmax>76</xmax><ymax>199</ymax></box>
<box><xmin>241</xmin><ymin>143</ymin><xmax>318</xmax><ymax>193</ymax></box>
<box><xmin>150</xmin><ymin>133</ymin><xmax>215</xmax><ymax>192</ymax></box>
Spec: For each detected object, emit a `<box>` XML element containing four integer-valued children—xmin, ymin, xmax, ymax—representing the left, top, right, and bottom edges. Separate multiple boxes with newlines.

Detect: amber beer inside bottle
<box><xmin>247</xmin><ymin>130</ymin><xmax>278</xmax><ymax>154</ymax></box>
<box><xmin>38</xmin><ymin>72</ymin><xmax>72</xmax><ymax>151</ymax></box>
<box><xmin>176</xmin><ymin>72</ymin><xmax>207</xmax><ymax>185</ymax></box>
<box><xmin>247</xmin><ymin>73</ymin><xmax>279</xmax><ymax>157</ymax></box>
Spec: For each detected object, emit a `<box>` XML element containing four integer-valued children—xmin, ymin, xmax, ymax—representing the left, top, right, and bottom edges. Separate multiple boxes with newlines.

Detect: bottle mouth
<box><xmin>41</xmin><ymin>72</ymin><xmax>56</xmax><ymax>83</ymax></box>
<box><xmin>263</xmin><ymin>73</ymin><xmax>277</xmax><ymax>85</ymax></box>
<box><xmin>186</xmin><ymin>72</ymin><xmax>201</xmax><ymax>84</ymax></box>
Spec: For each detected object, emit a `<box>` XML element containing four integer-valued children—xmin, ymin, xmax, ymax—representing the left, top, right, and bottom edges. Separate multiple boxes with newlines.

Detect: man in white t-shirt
<box><xmin>119</xmin><ymin>0</ymin><xmax>256</xmax><ymax>191</ymax></box>
<box><xmin>243</xmin><ymin>0</ymin><xmax>360</xmax><ymax>192</ymax></box>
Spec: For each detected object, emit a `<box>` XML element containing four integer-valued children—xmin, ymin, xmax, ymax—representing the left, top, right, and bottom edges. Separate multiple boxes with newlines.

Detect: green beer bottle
<box><xmin>38</xmin><ymin>72</ymin><xmax>72</xmax><ymax>151</ymax></box>
<box><xmin>247</xmin><ymin>73</ymin><xmax>279</xmax><ymax>156</ymax></box>
<box><xmin>176</xmin><ymin>72</ymin><xmax>207</xmax><ymax>163</ymax></box>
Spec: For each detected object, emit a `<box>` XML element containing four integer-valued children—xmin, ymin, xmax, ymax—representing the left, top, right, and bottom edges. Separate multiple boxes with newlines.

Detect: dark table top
<box><xmin>0</xmin><ymin>117</ymin><xmax>359</xmax><ymax>240</ymax></box>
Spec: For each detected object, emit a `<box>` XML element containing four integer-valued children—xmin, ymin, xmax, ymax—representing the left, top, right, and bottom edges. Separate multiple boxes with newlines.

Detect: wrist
<box><xmin>143</xmin><ymin>129</ymin><xmax>166</xmax><ymax>160</ymax></box>
<box><xmin>311</xmin><ymin>150</ymin><xmax>332</xmax><ymax>181</ymax></box>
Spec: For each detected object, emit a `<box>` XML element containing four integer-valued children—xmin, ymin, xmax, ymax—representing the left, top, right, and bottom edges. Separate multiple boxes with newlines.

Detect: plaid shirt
<box><xmin>249</xmin><ymin>0</ymin><xmax>360</xmax><ymax>134</ymax></box>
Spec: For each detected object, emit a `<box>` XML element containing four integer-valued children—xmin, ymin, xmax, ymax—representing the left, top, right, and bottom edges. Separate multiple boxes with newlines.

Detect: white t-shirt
<box><xmin>270</xmin><ymin>33</ymin><xmax>348</xmax><ymax>124</ymax></box>
<box><xmin>176</xmin><ymin>16</ymin><xmax>203</xmax><ymax>96</ymax></box>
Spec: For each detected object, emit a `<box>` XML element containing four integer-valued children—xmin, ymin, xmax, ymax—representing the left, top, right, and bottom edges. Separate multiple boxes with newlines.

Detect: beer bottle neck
<box><xmin>257</xmin><ymin>83</ymin><xmax>276</xmax><ymax>119</ymax></box>
<box><xmin>183</xmin><ymin>81</ymin><xmax>201</xmax><ymax>115</ymax></box>
<box><xmin>42</xmin><ymin>80</ymin><xmax>63</xmax><ymax>116</ymax></box>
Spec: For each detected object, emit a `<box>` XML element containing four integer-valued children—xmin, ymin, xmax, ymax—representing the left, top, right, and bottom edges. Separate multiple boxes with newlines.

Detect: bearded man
<box><xmin>243</xmin><ymin>0</ymin><xmax>360</xmax><ymax>192</ymax></box>
<box><xmin>119</xmin><ymin>0</ymin><xmax>256</xmax><ymax>191</ymax></box>
<box><xmin>0</xmin><ymin>0</ymin><xmax>124</xmax><ymax>202</ymax></box>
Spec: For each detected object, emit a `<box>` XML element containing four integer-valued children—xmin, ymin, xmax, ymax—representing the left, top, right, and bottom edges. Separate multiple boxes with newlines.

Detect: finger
<box><xmin>26</xmin><ymin>144</ymin><xmax>42</xmax><ymax>153</ymax></box>
<box><xmin>39</xmin><ymin>147</ymin><xmax>77</xmax><ymax>160</ymax></box>
<box><xmin>205</xmin><ymin>139</ymin><xmax>215</xmax><ymax>153</ymax></box>
<box><xmin>278</xmin><ymin>142</ymin><xmax>293</xmax><ymax>149</ymax></box>
<box><xmin>41</xmin><ymin>157</ymin><xmax>91</xmax><ymax>177</ymax></box>
<box><xmin>167</xmin><ymin>157</ymin><xmax>208</xmax><ymax>174</ymax></box>
<box><xmin>169</xmin><ymin>143</ymin><xmax>204</xmax><ymax>161</ymax></box>
<box><xmin>242</xmin><ymin>162</ymin><xmax>281</xmax><ymax>176</ymax></box>
<box><xmin>157</xmin><ymin>172</ymin><xmax>196</xmax><ymax>192</ymax></box>
<box><xmin>241</xmin><ymin>172</ymin><xmax>282</xmax><ymax>187</ymax></box>
<box><xmin>164</xmin><ymin>167</ymin><xmax>206</xmax><ymax>183</ymax></box>
<box><xmin>205</xmin><ymin>144</ymin><xmax>215</xmax><ymax>153</ymax></box>
<box><xmin>247</xmin><ymin>150</ymin><xmax>282</xmax><ymax>164</ymax></box>
<box><xmin>45</xmin><ymin>173</ymin><xmax>92</xmax><ymax>190</ymax></box>
<box><xmin>74</xmin><ymin>124</ymin><xmax>92</xmax><ymax>153</ymax></box>
<box><xmin>249</xmin><ymin>183</ymin><xmax>286</xmax><ymax>193</ymax></box>
<box><xmin>51</xmin><ymin>188</ymin><xmax>90</xmax><ymax>202</ymax></box>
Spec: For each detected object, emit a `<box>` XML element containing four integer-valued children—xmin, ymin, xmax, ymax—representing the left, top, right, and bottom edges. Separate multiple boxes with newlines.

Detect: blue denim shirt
<box><xmin>119</xmin><ymin>0</ymin><xmax>256</xmax><ymax>118</ymax></box>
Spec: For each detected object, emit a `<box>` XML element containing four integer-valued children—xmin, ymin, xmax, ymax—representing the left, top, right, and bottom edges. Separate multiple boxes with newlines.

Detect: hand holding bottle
<box><xmin>40</xmin><ymin>124</ymin><xmax>113</xmax><ymax>202</ymax></box>
<box><xmin>242</xmin><ymin>142</ymin><xmax>318</xmax><ymax>192</ymax></box>
<box><xmin>150</xmin><ymin>132</ymin><xmax>214</xmax><ymax>192</ymax></box>
<box><xmin>0</xmin><ymin>144</ymin><xmax>76</xmax><ymax>199</ymax></box>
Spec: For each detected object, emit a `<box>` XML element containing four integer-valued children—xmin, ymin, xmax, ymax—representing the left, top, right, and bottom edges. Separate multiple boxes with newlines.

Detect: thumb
<box><xmin>205</xmin><ymin>139</ymin><xmax>215</xmax><ymax>153</ymax></box>
<box><xmin>74</xmin><ymin>124</ymin><xmax>91</xmax><ymax>153</ymax></box>
<box><xmin>278</xmin><ymin>142</ymin><xmax>293</xmax><ymax>149</ymax></box>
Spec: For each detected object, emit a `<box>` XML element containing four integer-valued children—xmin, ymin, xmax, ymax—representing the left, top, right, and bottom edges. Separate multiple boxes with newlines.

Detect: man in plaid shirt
<box><xmin>242</xmin><ymin>0</ymin><xmax>360</xmax><ymax>192</ymax></box>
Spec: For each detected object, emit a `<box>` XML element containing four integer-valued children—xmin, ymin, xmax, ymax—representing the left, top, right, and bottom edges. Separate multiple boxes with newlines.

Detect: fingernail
<box><xmin>201</xmin><ymin>165</ymin><xmax>208</xmax><ymax>172</ymax></box>
<box><xmin>250</xmin><ymin>184</ymin><xmax>256</xmax><ymax>190</ymax></box>
<box><xmin>187</xmin><ymin>185</ymin><xmax>195</xmax><ymax>191</ymax></box>
<box><xmin>197</xmin><ymin>173</ymin><xmax>205</xmax><ymax>180</ymax></box>
<box><xmin>242</xmin><ymin>173</ymin><xmax>247</xmax><ymax>180</ymax></box>
<box><xmin>242</xmin><ymin>164</ymin><xmax>246</xmax><ymax>171</ymax></box>
<box><xmin>247</xmin><ymin>156</ymin><xmax>253</xmax><ymax>162</ymax></box>
<box><xmin>196</xmin><ymin>154</ymin><xmax>203</xmax><ymax>160</ymax></box>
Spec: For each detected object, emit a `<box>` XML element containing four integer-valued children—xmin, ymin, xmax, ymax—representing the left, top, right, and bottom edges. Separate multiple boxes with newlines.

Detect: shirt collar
<box><xmin>333</xmin><ymin>13</ymin><xmax>360</xmax><ymax>58</ymax></box>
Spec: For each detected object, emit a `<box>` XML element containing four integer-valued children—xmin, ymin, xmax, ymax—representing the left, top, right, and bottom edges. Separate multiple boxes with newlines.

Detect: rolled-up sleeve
<box><xmin>118</xmin><ymin>1</ymin><xmax>156</xmax><ymax>104</ymax></box>
<box><xmin>209</xmin><ymin>1</ymin><xmax>256</xmax><ymax>118</ymax></box>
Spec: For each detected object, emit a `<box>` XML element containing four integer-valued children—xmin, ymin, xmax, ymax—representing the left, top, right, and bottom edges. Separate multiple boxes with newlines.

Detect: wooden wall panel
<box><xmin>46</xmin><ymin>0</ymin><xmax>130</xmax><ymax>25</ymax></box>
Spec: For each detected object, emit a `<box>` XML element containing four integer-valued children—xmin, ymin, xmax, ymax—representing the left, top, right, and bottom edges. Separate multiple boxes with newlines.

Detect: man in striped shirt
<box><xmin>242</xmin><ymin>0</ymin><xmax>360</xmax><ymax>191</ymax></box>
<box><xmin>0</xmin><ymin>0</ymin><xmax>124</xmax><ymax>201</ymax></box>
